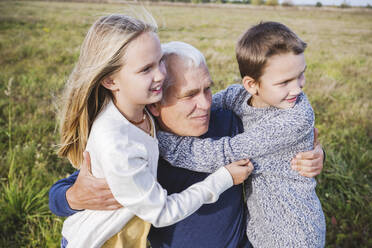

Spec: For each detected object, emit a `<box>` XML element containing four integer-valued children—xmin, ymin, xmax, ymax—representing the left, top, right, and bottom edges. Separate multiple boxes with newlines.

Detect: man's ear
<box><xmin>242</xmin><ymin>76</ymin><xmax>258</xmax><ymax>95</ymax></box>
<box><xmin>102</xmin><ymin>77</ymin><xmax>118</xmax><ymax>91</ymax></box>
<box><xmin>147</xmin><ymin>102</ymin><xmax>161</xmax><ymax>117</ymax></box>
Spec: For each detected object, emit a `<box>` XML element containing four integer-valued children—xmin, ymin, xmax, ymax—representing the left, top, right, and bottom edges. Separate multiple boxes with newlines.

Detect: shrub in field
<box><xmin>251</xmin><ymin>0</ymin><xmax>265</xmax><ymax>5</ymax></box>
<box><xmin>281</xmin><ymin>0</ymin><xmax>293</xmax><ymax>7</ymax></box>
<box><xmin>0</xmin><ymin>158</ymin><xmax>49</xmax><ymax>246</ymax></box>
<box><xmin>265</xmin><ymin>0</ymin><xmax>278</xmax><ymax>6</ymax></box>
<box><xmin>339</xmin><ymin>1</ymin><xmax>351</xmax><ymax>8</ymax></box>
<box><xmin>315</xmin><ymin>129</ymin><xmax>372</xmax><ymax>246</ymax></box>
<box><xmin>315</xmin><ymin>1</ymin><xmax>322</xmax><ymax>7</ymax></box>
<box><xmin>191</xmin><ymin>0</ymin><xmax>211</xmax><ymax>3</ymax></box>
<box><xmin>0</xmin><ymin>1</ymin><xmax>371</xmax><ymax>247</ymax></box>
<box><xmin>0</xmin><ymin>176</ymin><xmax>61</xmax><ymax>247</ymax></box>
<box><xmin>227</xmin><ymin>0</ymin><xmax>249</xmax><ymax>4</ymax></box>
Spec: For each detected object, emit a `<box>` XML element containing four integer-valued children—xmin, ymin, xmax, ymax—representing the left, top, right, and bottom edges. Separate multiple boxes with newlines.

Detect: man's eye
<box><xmin>185</xmin><ymin>94</ymin><xmax>195</xmax><ymax>98</ymax></box>
<box><xmin>184</xmin><ymin>92</ymin><xmax>198</xmax><ymax>99</ymax></box>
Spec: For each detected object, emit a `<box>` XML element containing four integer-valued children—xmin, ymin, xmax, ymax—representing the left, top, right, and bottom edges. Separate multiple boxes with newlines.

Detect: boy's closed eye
<box><xmin>275</xmin><ymin>66</ymin><xmax>307</xmax><ymax>86</ymax></box>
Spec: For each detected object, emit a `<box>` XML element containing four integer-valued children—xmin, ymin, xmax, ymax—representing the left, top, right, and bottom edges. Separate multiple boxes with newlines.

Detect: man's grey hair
<box><xmin>160</xmin><ymin>41</ymin><xmax>208</xmax><ymax>103</ymax></box>
<box><xmin>161</xmin><ymin>41</ymin><xmax>207</xmax><ymax>68</ymax></box>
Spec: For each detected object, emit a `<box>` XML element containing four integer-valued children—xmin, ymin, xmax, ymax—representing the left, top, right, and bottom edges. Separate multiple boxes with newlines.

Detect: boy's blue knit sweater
<box><xmin>157</xmin><ymin>84</ymin><xmax>326</xmax><ymax>248</ymax></box>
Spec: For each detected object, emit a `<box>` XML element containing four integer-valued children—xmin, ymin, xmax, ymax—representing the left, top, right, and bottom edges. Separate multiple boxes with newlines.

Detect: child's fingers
<box><xmin>294</xmin><ymin>164</ymin><xmax>319</xmax><ymax>173</ymax></box>
<box><xmin>292</xmin><ymin>156</ymin><xmax>323</xmax><ymax>178</ymax></box>
<box><xmin>233</xmin><ymin>158</ymin><xmax>250</xmax><ymax>166</ymax></box>
<box><xmin>291</xmin><ymin>158</ymin><xmax>319</xmax><ymax>171</ymax></box>
<box><xmin>313</xmin><ymin>127</ymin><xmax>319</xmax><ymax>146</ymax></box>
<box><xmin>247</xmin><ymin>161</ymin><xmax>254</xmax><ymax>171</ymax></box>
<box><xmin>295</xmin><ymin>151</ymin><xmax>317</xmax><ymax>160</ymax></box>
<box><xmin>299</xmin><ymin>171</ymin><xmax>319</xmax><ymax>178</ymax></box>
<box><xmin>291</xmin><ymin>158</ymin><xmax>311</xmax><ymax>168</ymax></box>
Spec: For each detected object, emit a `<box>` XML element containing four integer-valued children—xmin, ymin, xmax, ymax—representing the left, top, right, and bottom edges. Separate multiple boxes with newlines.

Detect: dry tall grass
<box><xmin>0</xmin><ymin>1</ymin><xmax>371</xmax><ymax>247</ymax></box>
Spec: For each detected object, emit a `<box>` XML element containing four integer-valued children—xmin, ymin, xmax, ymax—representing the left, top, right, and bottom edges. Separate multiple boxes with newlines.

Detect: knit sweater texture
<box><xmin>157</xmin><ymin>84</ymin><xmax>326</xmax><ymax>248</ymax></box>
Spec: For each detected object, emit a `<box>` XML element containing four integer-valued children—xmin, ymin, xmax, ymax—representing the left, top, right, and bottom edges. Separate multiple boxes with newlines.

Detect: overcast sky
<box><xmin>278</xmin><ymin>0</ymin><xmax>372</xmax><ymax>6</ymax></box>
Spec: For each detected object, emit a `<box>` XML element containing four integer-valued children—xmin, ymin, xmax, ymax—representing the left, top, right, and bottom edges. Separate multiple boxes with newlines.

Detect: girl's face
<box><xmin>110</xmin><ymin>31</ymin><xmax>165</xmax><ymax>109</ymax></box>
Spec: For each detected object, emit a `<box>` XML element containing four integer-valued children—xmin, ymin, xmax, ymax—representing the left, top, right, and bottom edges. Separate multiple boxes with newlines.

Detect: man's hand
<box><xmin>291</xmin><ymin>128</ymin><xmax>325</xmax><ymax>178</ymax></box>
<box><xmin>65</xmin><ymin>151</ymin><xmax>122</xmax><ymax>211</ymax></box>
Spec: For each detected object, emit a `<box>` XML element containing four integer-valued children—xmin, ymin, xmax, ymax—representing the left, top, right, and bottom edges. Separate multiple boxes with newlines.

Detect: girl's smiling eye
<box><xmin>142</xmin><ymin>66</ymin><xmax>152</xmax><ymax>73</ymax></box>
<box><xmin>141</xmin><ymin>57</ymin><xmax>163</xmax><ymax>74</ymax></box>
<box><xmin>280</xmin><ymin>81</ymin><xmax>290</xmax><ymax>86</ymax></box>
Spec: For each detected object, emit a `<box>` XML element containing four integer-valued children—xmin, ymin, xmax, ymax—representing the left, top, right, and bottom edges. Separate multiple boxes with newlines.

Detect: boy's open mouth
<box><xmin>286</xmin><ymin>96</ymin><xmax>298</xmax><ymax>103</ymax></box>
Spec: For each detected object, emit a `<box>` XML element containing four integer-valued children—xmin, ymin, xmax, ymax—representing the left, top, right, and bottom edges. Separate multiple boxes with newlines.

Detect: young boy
<box><xmin>157</xmin><ymin>22</ymin><xmax>326</xmax><ymax>247</ymax></box>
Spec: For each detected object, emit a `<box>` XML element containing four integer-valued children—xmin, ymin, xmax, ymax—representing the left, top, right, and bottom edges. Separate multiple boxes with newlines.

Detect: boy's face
<box><xmin>253</xmin><ymin>52</ymin><xmax>306</xmax><ymax>109</ymax></box>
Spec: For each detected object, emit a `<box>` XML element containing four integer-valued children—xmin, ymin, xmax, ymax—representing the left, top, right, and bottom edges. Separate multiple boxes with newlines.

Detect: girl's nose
<box><xmin>155</xmin><ymin>62</ymin><xmax>166</xmax><ymax>83</ymax></box>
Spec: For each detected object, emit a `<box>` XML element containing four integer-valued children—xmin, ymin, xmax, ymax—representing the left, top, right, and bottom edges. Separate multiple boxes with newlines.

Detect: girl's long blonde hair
<box><xmin>58</xmin><ymin>14</ymin><xmax>157</xmax><ymax>168</ymax></box>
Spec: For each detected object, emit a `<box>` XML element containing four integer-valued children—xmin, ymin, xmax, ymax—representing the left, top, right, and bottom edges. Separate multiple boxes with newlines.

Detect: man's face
<box><xmin>149</xmin><ymin>55</ymin><xmax>212</xmax><ymax>137</ymax></box>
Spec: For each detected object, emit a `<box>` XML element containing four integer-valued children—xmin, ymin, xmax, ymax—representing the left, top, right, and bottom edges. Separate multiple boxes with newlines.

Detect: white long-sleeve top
<box><xmin>61</xmin><ymin>100</ymin><xmax>233</xmax><ymax>248</ymax></box>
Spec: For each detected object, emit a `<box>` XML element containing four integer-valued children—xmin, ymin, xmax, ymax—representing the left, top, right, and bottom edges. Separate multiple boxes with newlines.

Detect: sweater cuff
<box><xmin>64</xmin><ymin>187</ymin><xmax>83</xmax><ymax>214</ymax></box>
<box><xmin>52</xmin><ymin>184</ymin><xmax>79</xmax><ymax>217</ymax></box>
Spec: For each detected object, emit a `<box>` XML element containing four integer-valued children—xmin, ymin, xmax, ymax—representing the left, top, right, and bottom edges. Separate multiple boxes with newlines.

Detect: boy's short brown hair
<box><xmin>236</xmin><ymin>21</ymin><xmax>307</xmax><ymax>82</ymax></box>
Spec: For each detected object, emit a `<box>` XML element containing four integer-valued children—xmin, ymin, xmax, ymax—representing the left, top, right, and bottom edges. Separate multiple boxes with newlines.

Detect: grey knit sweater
<box><xmin>157</xmin><ymin>84</ymin><xmax>326</xmax><ymax>247</ymax></box>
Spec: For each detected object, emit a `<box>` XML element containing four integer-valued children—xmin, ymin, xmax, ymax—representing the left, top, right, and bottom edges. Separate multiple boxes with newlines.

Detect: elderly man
<box><xmin>49</xmin><ymin>42</ymin><xmax>324</xmax><ymax>247</ymax></box>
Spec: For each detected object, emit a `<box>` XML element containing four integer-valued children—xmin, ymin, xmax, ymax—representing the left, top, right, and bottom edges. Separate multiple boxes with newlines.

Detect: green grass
<box><xmin>0</xmin><ymin>1</ymin><xmax>371</xmax><ymax>247</ymax></box>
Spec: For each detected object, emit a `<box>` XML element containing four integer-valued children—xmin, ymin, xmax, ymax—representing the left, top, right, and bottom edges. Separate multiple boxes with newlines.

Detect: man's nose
<box><xmin>197</xmin><ymin>92</ymin><xmax>212</xmax><ymax>110</ymax></box>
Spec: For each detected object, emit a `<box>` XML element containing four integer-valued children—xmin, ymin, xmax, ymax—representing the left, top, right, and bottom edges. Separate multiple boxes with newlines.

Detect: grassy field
<box><xmin>0</xmin><ymin>1</ymin><xmax>371</xmax><ymax>247</ymax></box>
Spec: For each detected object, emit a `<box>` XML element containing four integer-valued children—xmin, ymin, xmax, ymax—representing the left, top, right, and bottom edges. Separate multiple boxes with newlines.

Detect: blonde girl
<box><xmin>58</xmin><ymin>14</ymin><xmax>251</xmax><ymax>248</ymax></box>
